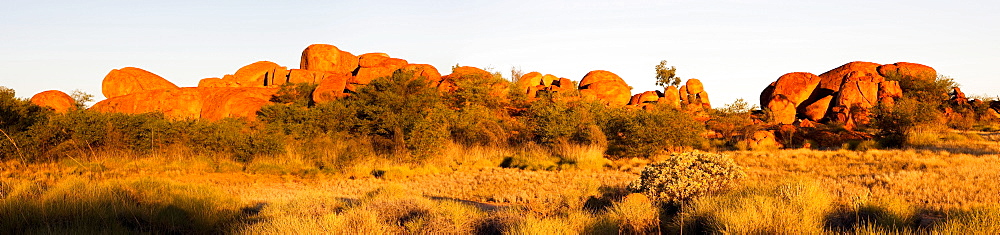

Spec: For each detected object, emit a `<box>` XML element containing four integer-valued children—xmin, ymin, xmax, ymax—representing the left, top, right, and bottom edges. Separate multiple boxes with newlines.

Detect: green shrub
<box><xmin>524</xmin><ymin>94</ymin><xmax>607</xmax><ymax>147</ymax></box>
<box><xmin>872</xmin><ymin>97</ymin><xmax>944</xmax><ymax>148</ymax></box>
<box><xmin>270</xmin><ymin>82</ymin><xmax>318</xmax><ymax>107</ymax></box>
<box><xmin>14</xmin><ymin>110</ymin><xmax>282</xmax><ymax>162</ymax></box>
<box><xmin>707</xmin><ymin>99</ymin><xmax>763</xmax><ymax>149</ymax></box>
<box><xmin>338</xmin><ymin>70</ymin><xmax>451</xmax><ymax>160</ymax></box>
<box><xmin>604</xmin><ymin>106</ymin><xmax>707</xmax><ymax>158</ymax></box>
<box><xmin>629</xmin><ymin>152</ymin><xmax>744</xmax><ymax>204</ymax></box>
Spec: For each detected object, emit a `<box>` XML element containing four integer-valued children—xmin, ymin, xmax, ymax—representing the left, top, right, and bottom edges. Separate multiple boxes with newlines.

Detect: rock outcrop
<box><xmin>90</xmin><ymin>87</ymin><xmax>278</xmax><ymax>121</ymax></box>
<box><xmin>311</xmin><ymin>73</ymin><xmax>351</xmax><ymax>104</ymax></box>
<box><xmin>517</xmin><ymin>72</ymin><xmax>575</xmax><ymax>99</ymax></box>
<box><xmin>300</xmin><ymin>44</ymin><xmax>359</xmax><ymax>76</ymax></box>
<box><xmin>200</xmin><ymin>61</ymin><xmax>291</xmax><ymax>88</ymax></box>
<box><xmin>102</xmin><ymin>67</ymin><xmax>179</xmax><ymax>99</ymax></box>
<box><xmin>351</xmin><ymin>54</ymin><xmax>408</xmax><ymax>85</ymax></box>
<box><xmin>760</xmin><ymin>61</ymin><xmax>936</xmax><ymax>129</ymax></box>
<box><xmin>578</xmin><ymin>70</ymin><xmax>632</xmax><ymax>106</ymax></box>
<box><xmin>439</xmin><ymin>66</ymin><xmax>496</xmax><ymax>93</ymax></box>
<box><xmin>30</xmin><ymin>90</ymin><xmax>75</xmax><ymax>113</ymax></box>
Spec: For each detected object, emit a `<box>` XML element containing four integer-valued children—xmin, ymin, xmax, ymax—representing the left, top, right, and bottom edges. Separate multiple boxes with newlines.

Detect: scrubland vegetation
<box><xmin>2</xmin><ymin>67</ymin><xmax>1000</xmax><ymax>234</ymax></box>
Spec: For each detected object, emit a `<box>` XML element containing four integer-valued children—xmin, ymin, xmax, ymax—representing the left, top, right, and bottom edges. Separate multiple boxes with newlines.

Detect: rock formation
<box><xmin>760</xmin><ymin>61</ymin><xmax>935</xmax><ymax>129</ymax></box>
<box><xmin>30</xmin><ymin>90</ymin><xmax>75</xmax><ymax>113</ymax></box>
<box><xmin>439</xmin><ymin>66</ymin><xmax>496</xmax><ymax>93</ymax></box>
<box><xmin>90</xmin><ymin>87</ymin><xmax>278</xmax><ymax>121</ymax></box>
<box><xmin>578</xmin><ymin>70</ymin><xmax>632</xmax><ymax>106</ymax></box>
<box><xmin>200</xmin><ymin>61</ymin><xmax>291</xmax><ymax>88</ymax></box>
<box><xmin>102</xmin><ymin>67</ymin><xmax>179</xmax><ymax>99</ymax></box>
<box><xmin>351</xmin><ymin>53</ymin><xmax>408</xmax><ymax>86</ymax></box>
<box><xmin>300</xmin><ymin>44</ymin><xmax>359</xmax><ymax>76</ymax></box>
<box><xmin>517</xmin><ymin>72</ymin><xmax>575</xmax><ymax>99</ymax></box>
<box><xmin>312</xmin><ymin>73</ymin><xmax>352</xmax><ymax>104</ymax></box>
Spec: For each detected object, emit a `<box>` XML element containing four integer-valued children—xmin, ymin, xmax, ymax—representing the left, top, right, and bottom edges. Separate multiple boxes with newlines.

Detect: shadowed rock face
<box><xmin>101</xmin><ymin>67</ymin><xmax>179</xmax><ymax>99</ymax></box>
<box><xmin>30</xmin><ymin>90</ymin><xmax>75</xmax><ymax>113</ymax></box>
<box><xmin>579</xmin><ymin>70</ymin><xmax>631</xmax><ymax>106</ymax></box>
<box><xmin>761</xmin><ymin>61</ymin><xmax>937</xmax><ymax>128</ymax></box>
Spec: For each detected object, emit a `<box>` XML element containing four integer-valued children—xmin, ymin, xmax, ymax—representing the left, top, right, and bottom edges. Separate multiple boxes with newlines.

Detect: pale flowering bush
<box><xmin>629</xmin><ymin>152</ymin><xmax>745</xmax><ymax>204</ymax></box>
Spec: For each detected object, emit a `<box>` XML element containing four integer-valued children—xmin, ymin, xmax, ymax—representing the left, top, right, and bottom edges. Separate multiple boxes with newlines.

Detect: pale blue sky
<box><xmin>2</xmin><ymin>0</ymin><xmax>998</xmax><ymax>106</ymax></box>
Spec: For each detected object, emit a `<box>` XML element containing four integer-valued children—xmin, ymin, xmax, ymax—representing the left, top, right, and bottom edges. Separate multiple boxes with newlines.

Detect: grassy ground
<box><xmin>2</xmin><ymin>132</ymin><xmax>999</xmax><ymax>234</ymax></box>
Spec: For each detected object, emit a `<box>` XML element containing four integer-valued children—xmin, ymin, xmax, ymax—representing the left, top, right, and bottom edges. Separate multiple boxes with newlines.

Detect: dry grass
<box><xmin>2</xmin><ymin>134</ymin><xmax>999</xmax><ymax>233</ymax></box>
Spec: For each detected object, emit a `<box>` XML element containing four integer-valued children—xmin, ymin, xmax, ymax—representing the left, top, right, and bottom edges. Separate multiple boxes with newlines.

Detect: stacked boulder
<box><xmin>624</xmin><ymin>78</ymin><xmax>711</xmax><ymax>121</ymax></box>
<box><xmin>516</xmin><ymin>72</ymin><xmax>576</xmax><ymax>99</ymax></box>
<box><xmin>87</xmin><ymin>44</ymin><xmax>474</xmax><ymax>120</ymax></box>
<box><xmin>760</xmin><ymin>61</ymin><xmax>934</xmax><ymax>129</ymax></box>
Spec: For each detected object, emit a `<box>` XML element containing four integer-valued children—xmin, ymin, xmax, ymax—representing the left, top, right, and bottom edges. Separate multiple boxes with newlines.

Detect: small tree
<box><xmin>655</xmin><ymin>60</ymin><xmax>681</xmax><ymax>87</ymax></box>
<box><xmin>629</xmin><ymin>152</ymin><xmax>745</xmax><ymax>204</ymax></box>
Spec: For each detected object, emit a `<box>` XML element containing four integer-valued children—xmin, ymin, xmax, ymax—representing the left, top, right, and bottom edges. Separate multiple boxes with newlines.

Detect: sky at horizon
<box><xmin>2</xmin><ymin>0</ymin><xmax>998</xmax><ymax>106</ymax></box>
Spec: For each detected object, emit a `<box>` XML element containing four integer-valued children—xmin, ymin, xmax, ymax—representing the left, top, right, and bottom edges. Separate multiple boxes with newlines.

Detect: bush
<box><xmin>872</xmin><ymin>97</ymin><xmax>944</xmax><ymax>148</ymax></box>
<box><xmin>337</xmin><ymin>70</ymin><xmax>452</xmax><ymax>160</ymax></box>
<box><xmin>629</xmin><ymin>152</ymin><xmax>744</xmax><ymax>204</ymax></box>
<box><xmin>707</xmin><ymin>99</ymin><xmax>762</xmax><ymax>149</ymax></box>
<box><xmin>15</xmin><ymin>110</ymin><xmax>283</xmax><ymax>162</ymax></box>
<box><xmin>0</xmin><ymin>87</ymin><xmax>52</xmax><ymax>160</ymax></box>
<box><xmin>269</xmin><ymin>82</ymin><xmax>318</xmax><ymax>107</ymax></box>
<box><xmin>604</xmin><ymin>106</ymin><xmax>707</xmax><ymax>158</ymax></box>
<box><xmin>524</xmin><ymin>94</ymin><xmax>607</xmax><ymax>147</ymax></box>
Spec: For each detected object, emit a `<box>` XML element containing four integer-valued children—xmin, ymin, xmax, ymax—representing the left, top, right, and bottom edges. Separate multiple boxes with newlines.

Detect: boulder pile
<box><xmin>86</xmin><ymin>44</ymin><xmax>450</xmax><ymax>120</ymax></box>
<box><xmin>31</xmin><ymin>43</ymin><xmax>719</xmax><ymax>122</ymax></box>
<box><xmin>760</xmin><ymin>61</ymin><xmax>935</xmax><ymax>129</ymax></box>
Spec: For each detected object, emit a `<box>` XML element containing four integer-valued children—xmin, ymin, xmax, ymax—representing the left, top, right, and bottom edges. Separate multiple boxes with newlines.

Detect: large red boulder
<box><xmin>770</xmin><ymin>72</ymin><xmax>821</xmax><ymax>106</ymax></box>
<box><xmin>300</xmin><ymin>44</ymin><xmax>359</xmax><ymax>75</ymax></box>
<box><xmin>286</xmin><ymin>69</ymin><xmax>334</xmax><ymax>84</ymax></box>
<box><xmin>661</xmin><ymin>86</ymin><xmax>681</xmax><ymax>108</ymax></box>
<box><xmin>90</xmin><ymin>87</ymin><xmax>278</xmax><ymax>121</ymax></box>
<box><xmin>312</xmin><ymin>73</ymin><xmax>352</xmax><ymax>104</ymax></box>
<box><xmin>351</xmin><ymin>57</ymin><xmax>407</xmax><ymax>85</ymax></box>
<box><xmin>199</xmin><ymin>88</ymin><xmax>279</xmax><ymax>121</ymax></box>
<box><xmin>628</xmin><ymin>91</ymin><xmax>660</xmax><ymax>105</ymax></box>
<box><xmin>398</xmin><ymin>64</ymin><xmax>442</xmax><ymax>85</ymax></box>
<box><xmin>767</xmin><ymin>94</ymin><xmax>798</xmax><ymax>124</ymax></box>
<box><xmin>800</xmin><ymin>95</ymin><xmax>833</xmax><ymax>121</ymax></box>
<box><xmin>817</xmin><ymin>61</ymin><xmax>883</xmax><ymax>94</ymax></box>
<box><xmin>578</xmin><ymin>70</ymin><xmax>631</xmax><ymax>106</ymax></box>
<box><xmin>685</xmin><ymin>79</ymin><xmax>705</xmax><ymax>95</ymax></box>
<box><xmin>515</xmin><ymin>72</ymin><xmax>544</xmax><ymax>92</ymax></box>
<box><xmin>232</xmin><ymin>61</ymin><xmax>290</xmax><ymax>87</ymax></box>
<box><xmin>878</xmin><ymin>80</ymin><xmax>903</xmax><ymax>105</ymax></box>
<box><xmin>834</xmin><ymin>79</ymin><xmax>879</xmax><ymax>109</ymax></box>
<box><xmin>91</xmin><ymin>88</ymin><xmax>205</xmax><ymax>120</ymax></box>
<box><xmin>760</xmin><ymin>82</ymin><xmax>776</xmax><ymax>108</ymax></box>
<box><xmin>877</xmin><ymin>62</ymin><xmax>936</xmax><ymax>81</ymax></box>
<box><xmin>30</xmin><ymin>90</ymin><xmax>75</xmax><ymax>113</ymax></box>
<box><xmin>358</xmin><ymin>53</ymin><xmax>390</xmax><ymax>68</ymax></box>
<box><xmin>101</xmin><ymin>67</ymin><xmax>179</xmax><ymax>99</ymax></box>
